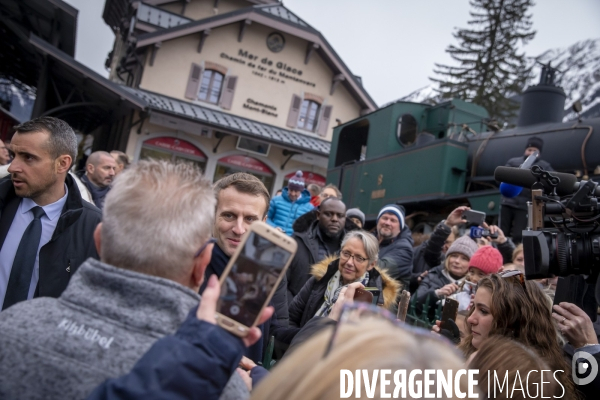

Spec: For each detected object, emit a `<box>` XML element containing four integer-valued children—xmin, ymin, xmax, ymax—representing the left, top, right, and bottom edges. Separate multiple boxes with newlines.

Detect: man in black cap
<box><xmin>500</xmin><ymin>136</ymin><xmax>553</xmax><ymax>243</ymax></box>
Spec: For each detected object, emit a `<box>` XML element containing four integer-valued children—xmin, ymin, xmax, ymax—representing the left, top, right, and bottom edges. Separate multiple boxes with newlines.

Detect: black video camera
<box><xmin>495</xmin><ymin>165</ymin><xmax>600</xmax><ymax>304</ymax></box>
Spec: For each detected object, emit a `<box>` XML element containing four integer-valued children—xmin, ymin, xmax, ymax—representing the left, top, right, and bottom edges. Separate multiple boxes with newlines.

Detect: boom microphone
<box><xmin>494</xmin><ymin>166</ymin><xmax>600</xmax><ymax>197</ymax></box>
<box><xmin>498</xmin><ymin>152</ymin><xmax>539</xmax><ymax>198</ymax></box>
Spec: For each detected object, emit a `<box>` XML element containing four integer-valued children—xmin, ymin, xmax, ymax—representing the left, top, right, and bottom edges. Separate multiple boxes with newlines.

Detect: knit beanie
<box><xmin>525</xmin><ymin>136</ymin><xmax>543</xmax><ymax>152</ymax></box>
<box><xmin>288</xmin><ymin>171</ymin><xmax>306</xmax><ymax>191</ymax></box>
<box><xmin>469</xmin><ymin>245</ymin><xmax>503</xmax><ymax>274</ymax></box>
<box><xmin>445</xmin><ymin>235</ymin><xmax>478</xmax><ymax>260</ymax></box>
<box><xmin>346</xmin><ymin>208</ymin><xmax>365</xmax><ymax>226</ymax></box>
<box><xmin>377</xmin><ymin>204</ymin><xmax>405</xmax><ymax>230</ymax></box>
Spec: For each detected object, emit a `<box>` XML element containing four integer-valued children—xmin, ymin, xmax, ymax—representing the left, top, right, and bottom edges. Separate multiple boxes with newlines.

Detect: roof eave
<box><xmin>28</xmin><ymin>34</ymin><xmax>147</xmax><ymax>110</ymax></box>
<box><xmin>135</xmin><ymin>9</ymin><xmax>376</xmax><ymax>110</ymax></box>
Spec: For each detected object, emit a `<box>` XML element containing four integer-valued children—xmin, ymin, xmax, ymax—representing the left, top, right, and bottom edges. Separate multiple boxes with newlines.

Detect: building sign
<box><xmin>266</xmin><ymin>32</ymin><xmax>285</xmax><ymax>53</ymax></box>
<box><xmin>243</xmin><ymin>98</ymin><xmax>278</xmax><ymax>117</ymax></box>
<box><xmin>220</xmin><ymin>48</ymin><xmax>317</xmax><ymax>88</ymax></box>
<box><xmin>144</xmin><ymin>137</ymin><xmax>206</xmax><ymax>159</ymax></box>
<box><xmin>218</xmin><ymin>155</ymin><xmax>273</xmax><ymax>175</ymax></box>
<box><xmin>284</xmin><ymin>171</ymin><xmax>326</xmax><ymax>186</ymax></box>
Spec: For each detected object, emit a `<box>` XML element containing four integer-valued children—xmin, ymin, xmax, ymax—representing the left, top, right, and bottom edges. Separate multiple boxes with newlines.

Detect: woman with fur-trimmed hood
<box><xmin>288</xmin><ymin>230</ymin><xmax>400</xmax><ymax>328</ymax></box>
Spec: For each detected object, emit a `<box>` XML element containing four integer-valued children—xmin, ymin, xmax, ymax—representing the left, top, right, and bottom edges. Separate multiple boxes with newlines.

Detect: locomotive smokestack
<box><xmin>517</xmin><ymin>64</ymin><xmax>566</xmax><ymax>127</ymax></box>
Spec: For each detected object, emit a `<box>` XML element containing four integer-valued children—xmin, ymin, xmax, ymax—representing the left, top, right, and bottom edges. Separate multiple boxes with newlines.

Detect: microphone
<box><xmin>498</xmin><ymin>152</ymin><xmax>539</xmax><ymax>198</ymax></box>
<box><xmin>499</xmin><ymin>182</ymin><xmax>523</xmax><ymax>198</ymax></box>
<box><xmin>494</xmin><ymin>166</ymin><xmax>596</xmax><ymax>196</ymax></box>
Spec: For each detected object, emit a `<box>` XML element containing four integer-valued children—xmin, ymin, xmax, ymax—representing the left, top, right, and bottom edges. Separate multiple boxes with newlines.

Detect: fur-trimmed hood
<box><xmin>309</xmin><ymin>256</ymin><xmax>401</xmax><ymax>310</ymax></box>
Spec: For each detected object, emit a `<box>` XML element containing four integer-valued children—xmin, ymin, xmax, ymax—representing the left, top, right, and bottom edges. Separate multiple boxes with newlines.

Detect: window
<box><xmin>297</xmin><ymin>100</ymin><xmax>320</xmax><ymax>132</ymax></box>
<box><xmin>198</xmin><ymin>69</ymin><xmax>224</xmax><ymax>104</ymax></box>
<box><xmin>237</xmin><ymin>137</ymin><xmax>270</xmax><ymax>156</ymax></box>
<box><xmin>286</xmin><ymin>95</ymin><xmax>333</xmax><ymax>137</ymax></box>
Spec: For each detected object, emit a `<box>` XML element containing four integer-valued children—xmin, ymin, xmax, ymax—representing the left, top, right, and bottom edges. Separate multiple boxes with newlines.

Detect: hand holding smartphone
<box><xmin>215</xmin><ymin>222</ymin><xmax>297</xmax><ymax>337</ymax></box>
<box><xmin>440</xmin><ymin>298</ymin><xmax>459</xmax><ymax>331</ymax></box>
<box><xmin>463</xmin><ymin>210</ymin><xmax>486</xmax><ymax>227</ymax></box>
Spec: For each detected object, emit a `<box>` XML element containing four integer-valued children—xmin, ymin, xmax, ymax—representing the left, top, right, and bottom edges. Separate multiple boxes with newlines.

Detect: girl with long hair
<box><xmin>460</xmin><ymin>273</ymin><xmax>577</xmax><ymax>398</ymax></box>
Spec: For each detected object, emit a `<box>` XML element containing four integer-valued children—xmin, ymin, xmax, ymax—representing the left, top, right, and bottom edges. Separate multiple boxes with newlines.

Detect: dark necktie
<box><xmin>2</xmin><ymin>206</ymin><xmax>46</xmax><ymax>310</ymax></box>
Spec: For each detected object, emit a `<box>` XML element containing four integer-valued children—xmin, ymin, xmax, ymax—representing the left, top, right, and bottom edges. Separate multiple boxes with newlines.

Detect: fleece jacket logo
<box><xmin>57</xmin><ymin>319</ymin><xmax>115</xmax><ymax>349</ymax></box>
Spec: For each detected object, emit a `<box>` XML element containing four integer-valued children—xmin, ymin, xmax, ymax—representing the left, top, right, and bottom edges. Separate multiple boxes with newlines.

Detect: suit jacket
<box><xmin>0</xmin><ymin>174</ymin><xmax>102</xmax><ymax>300</ymax></box>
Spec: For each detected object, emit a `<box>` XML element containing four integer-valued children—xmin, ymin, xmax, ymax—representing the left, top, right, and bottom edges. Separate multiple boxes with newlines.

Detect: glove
<box><xmin>439</xmin><ymin>318</ymin><xmax>461</xmax><ymax>345</ymax></box>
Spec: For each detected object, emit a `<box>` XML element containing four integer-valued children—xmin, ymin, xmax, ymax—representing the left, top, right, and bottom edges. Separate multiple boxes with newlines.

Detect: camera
<box><xmin>469</xmin><ymin>226</ymin><xmax>498</xmax><ymax>240</ymax></box>
<box><xmin>495</xmin><ymin>165</ymin><xmax>600</xmax><ymax>302</ymax></box>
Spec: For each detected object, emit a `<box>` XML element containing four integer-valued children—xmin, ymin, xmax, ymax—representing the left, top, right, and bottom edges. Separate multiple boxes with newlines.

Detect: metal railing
<box><xmin>137</xmin><ymin>3</ymin><xmax>191</xmax><ymax>29</ymax></box>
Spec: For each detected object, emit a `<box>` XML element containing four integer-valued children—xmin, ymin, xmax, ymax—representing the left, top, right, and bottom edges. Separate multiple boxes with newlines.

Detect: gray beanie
<box><xmin>346</xmin><ymin>208</ymin><xmax>365</xmax><ymax>226</ymax></box>
<box><xmin>445</xmin><ymin>235</ymin><xmax>478</xmax><ymax>259</ymax></box>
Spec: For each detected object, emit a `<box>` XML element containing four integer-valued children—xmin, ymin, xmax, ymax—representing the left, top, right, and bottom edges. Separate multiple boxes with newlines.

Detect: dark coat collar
<box><xmin>0</xmin><ymin>174</ymin><xmax>86</xmax><ymax>241</ymax></box>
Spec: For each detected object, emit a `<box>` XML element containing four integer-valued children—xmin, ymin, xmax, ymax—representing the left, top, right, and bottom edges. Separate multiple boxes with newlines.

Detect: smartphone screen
<box><xmin>217</xmin><ymin>231</ymin><xmax>292</xmax><ymax>327</ymax></box>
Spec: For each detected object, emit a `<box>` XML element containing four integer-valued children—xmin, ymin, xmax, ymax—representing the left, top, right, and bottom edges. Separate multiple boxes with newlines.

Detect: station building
<box><xmin>102</xmin><ymin>0</ymin><xmax>377</xmax><ymax>193</ymax></box>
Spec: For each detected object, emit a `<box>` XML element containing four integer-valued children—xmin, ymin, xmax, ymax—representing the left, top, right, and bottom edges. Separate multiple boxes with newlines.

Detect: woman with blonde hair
<box><xmin>461</xmin><ymin>273</ymin><xmax>577</xmax><ymax>398</ymax></box>
<box><xmin>414</xmin><ymin>235</ymin><xmax>478</xmax><ymax>317</ymax></box>
<box><xmin>252</xmin><ymin>310</ymin><xmax>468</xmax><ymax>400</ymax></box>
<box><xmin>288</xmin><ymin>230</ymin><xmax>399</xmax><ymax>327</ymax></box>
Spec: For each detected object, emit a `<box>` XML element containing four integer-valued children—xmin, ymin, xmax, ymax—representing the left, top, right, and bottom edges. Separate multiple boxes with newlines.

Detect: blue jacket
<box><xmin>86</xmin><ymin>309</ymin><xmax>246</xmax><ymax>400</ymax></box>
<box><xmin>267</xmin><ymin>188</ymin><xmax>314</xmax><ymax>236</ymax></box>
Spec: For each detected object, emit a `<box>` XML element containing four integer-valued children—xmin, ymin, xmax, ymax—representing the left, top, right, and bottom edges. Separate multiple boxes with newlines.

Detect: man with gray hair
<box><xmin>81</xmin><ymin>150</ymin><xmax>117</xmax><ymax>210</ymax></box>
<box><xmin>0</xmin><ymin>160</ymin><xmax>249</xmax><ymax>400</ymax></box>
<box><xmin>0</xmin><ymin>116</ymin><xmax>101</xmax><ymax>310</ymax></box>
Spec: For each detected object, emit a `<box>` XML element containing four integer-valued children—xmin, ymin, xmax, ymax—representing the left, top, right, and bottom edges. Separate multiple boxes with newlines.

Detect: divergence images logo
<box><xmin>572</xmin><ymin>351</ymin><xmax>598</xmax><ymax>386</ymax></box>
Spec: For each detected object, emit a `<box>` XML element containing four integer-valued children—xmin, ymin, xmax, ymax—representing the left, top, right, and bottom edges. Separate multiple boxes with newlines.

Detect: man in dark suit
<box><xmin>500</xmin><ymin>136</ymin><xmax>553</xmax><ymax>243</ymax></box>
<box><xmin>0</xmin><ymin>116</ymin><xmax>102</xmax><ymax>310</ymax></box>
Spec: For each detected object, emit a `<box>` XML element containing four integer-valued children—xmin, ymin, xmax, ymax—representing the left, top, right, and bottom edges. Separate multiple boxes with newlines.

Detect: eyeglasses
<box><xmin>194</xmin><ymin>237</ymin><xmax>217</xmax><ymax>258</ymax></box>
<box><xmin>499</xmin><ymin>269</ymin><xmax>527</xmax><ymax>292</ymax></box>
<box><xmin>323</xmin><ymin>302</ymin><xmax>455</xmax><ymax>358</ymax></box>
<box><xmin>339</xmin><ymin>250</ymin><xmax>369</xmax><ymax>264</ymax></box>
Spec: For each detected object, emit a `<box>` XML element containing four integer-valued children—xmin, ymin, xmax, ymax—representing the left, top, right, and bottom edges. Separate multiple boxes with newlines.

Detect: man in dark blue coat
<box><xmin>375</xmin><ymin>204</ymin><xmax>414</xmax><ymax>289</ymax></box>
<box><xmin>500</xmin><ymin>136</ymin><xmax>553</xmax><ymax>243</ymax></box>
<box><xmin>200</xmin><ymin>172</ymin><xmax>289</xmax><ymax>363</ymax></box>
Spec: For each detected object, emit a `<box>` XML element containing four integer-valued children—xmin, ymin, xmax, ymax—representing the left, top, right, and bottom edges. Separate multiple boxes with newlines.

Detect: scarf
<box><xmin>315</xmin><ymin>270</ymin><xmax>370</xmax><ymax>317</ymax></box>
<box><xmin>80</xmin><ymin>174</ymin><xmax>111</xmax><ymax>210</ymax></box>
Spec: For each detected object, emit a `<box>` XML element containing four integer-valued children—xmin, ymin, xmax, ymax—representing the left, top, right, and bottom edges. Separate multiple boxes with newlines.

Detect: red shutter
<box><xmin>286</xmin><ymin>94</ymin><xmax>302</xmax><ymax>128</ymax></box>
<box><xmin>317</xmin><ymin>105</ymin><xmax>333</xmax><ymax>137</ymax></box>
<box><xmin>184</xmin><ymin>63</ymin><xmax>202</xmax><ymax>100</ymax></box>
<box><xmin>218</xmin><ymin>75</ymin><xmax>237</xmax><ymax>110</ymax></box>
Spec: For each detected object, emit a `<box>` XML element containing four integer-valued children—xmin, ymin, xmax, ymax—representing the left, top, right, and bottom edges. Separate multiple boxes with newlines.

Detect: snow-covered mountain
<box><xmin>390</xmin><ymin>38</ymin><xmax>600</xmax><ymax>121</ymax></box>
<box><xmin>537</xmin><ymin>38</ymin><xmax>600</xmax><ymax>121</ymax></box>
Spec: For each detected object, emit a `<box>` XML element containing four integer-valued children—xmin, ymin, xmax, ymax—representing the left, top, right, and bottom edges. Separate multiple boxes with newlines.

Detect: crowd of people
<box><xmin>0</xmin><ymin>116</ymin><xmax>598</xmax><ymax>399</ymax></box>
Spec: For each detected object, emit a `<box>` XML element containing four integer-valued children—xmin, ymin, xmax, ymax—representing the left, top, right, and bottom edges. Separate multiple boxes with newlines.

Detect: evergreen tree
<box><xmin>431</xmin><ymin>0</ymin><xmax>536</xmax><ymax>122</ymax></box>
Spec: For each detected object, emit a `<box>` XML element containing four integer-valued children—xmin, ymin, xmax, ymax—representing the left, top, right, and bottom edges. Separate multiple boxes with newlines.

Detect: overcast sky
<box><xmin>65</xmin><ymin>0</ymin><xmax>600</xmax><ymax>106</ymax></box>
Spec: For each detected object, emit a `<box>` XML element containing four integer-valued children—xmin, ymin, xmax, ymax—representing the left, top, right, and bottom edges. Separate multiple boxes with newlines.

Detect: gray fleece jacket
<box><xmin>0</xmin><ymin>258</ymin><xmax>249</xmax><ymax>400</ymax></box>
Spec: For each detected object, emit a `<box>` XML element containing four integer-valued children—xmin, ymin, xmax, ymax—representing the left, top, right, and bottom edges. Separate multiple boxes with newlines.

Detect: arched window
<box><xmin>297</xmin><ymin>99</ymin><xmax>320</xmax><ymax>132</ymax></box>
<box><xmin>198</xmin><ymin>69</ymin><xmax>224</xmax><ymax>104</ymax></box>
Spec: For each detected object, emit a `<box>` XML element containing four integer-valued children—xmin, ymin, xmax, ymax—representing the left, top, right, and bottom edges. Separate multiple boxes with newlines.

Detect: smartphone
<box><xmin>397</xmin><ymin>290</ymin><xmax>411</xmax><ymax>321</ymax></box>
<box><xmin>215</xmin><ymin>221</ymin><xmax>297</xmax><ymax>337</ymax></box>
<box><xmin>463</xmin><ymin>210</ymin><xmax>485</xmax><ymax>227</ymax></box>
<box><xmin>353</xmin><ymin>288</ymin><xmax>374</xmax><ymax>304</ymax></box>
<box><xmin>440</xmin><ymin>298</ymin><xmax>459</xmax><ymax>330</ymax></box>
<box><xmin>365</xmin><ymin>287</ymin><xmax>381</xmax><ymax>305</ymax></box>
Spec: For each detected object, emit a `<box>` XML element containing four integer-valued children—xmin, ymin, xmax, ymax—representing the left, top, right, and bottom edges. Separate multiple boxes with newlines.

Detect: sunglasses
<box><xmin>322</xmin><ymin>302</ymin><xmax>455</xmax><ymax>359</ymax></box>
<box><xmin>194</xmin><ymin>237</ymin><xmax>217</xmax><ymax>258</ymax></box>
<box><xmin>499</xmin><ymin>269</ymin><xmax>527</xmax><ymax>292</ymax></box>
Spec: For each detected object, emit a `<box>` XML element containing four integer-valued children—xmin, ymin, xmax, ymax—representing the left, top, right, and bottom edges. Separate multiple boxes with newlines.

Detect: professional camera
<box><xmin>495</xmin><ymin>165</ymin><xmax>600</xmax><ymax>295</ymax></box>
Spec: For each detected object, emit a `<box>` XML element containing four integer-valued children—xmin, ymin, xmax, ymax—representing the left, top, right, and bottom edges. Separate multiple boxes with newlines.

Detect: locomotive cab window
<box><xmin>334</xmin><ymin>119</ymin><xmax>369</xmax><ymax>167</ymax></box>
<box><xmin>397</xmin><ymin>113</ymin><xmax>417</xmax><ymax>147</ymax></box>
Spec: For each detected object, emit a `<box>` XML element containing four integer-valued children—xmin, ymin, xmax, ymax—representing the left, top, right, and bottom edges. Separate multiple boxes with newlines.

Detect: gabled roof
<box><xmin>135</xmin><ymin>4</ymin><xmax>377</xmax><ymax>111</ymax></box>
<box><xmin>122</xmin><ymin>87</ymin><xmax>331</xmax><ymax>156</ymax></box>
